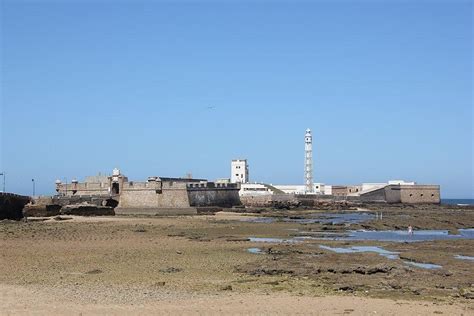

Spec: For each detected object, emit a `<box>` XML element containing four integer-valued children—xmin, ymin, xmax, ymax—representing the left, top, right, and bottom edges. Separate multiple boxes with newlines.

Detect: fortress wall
<box><xmin>359</xmin><ymin>185</ymin><xmax>440</xmax><ymax>204</ymax></box>
<box><xmin>57</xmin><ymin>183</ymin><xmax>109</xmax><ymax>196</ymax></box>
<box><xmin>187</xmin><ymin>182</ymin><xmax>241</xmax><ymax>208</ymax></box>
<box><xmin>118</xmin><ymin>190</ymin><xmax>158</xmax><ymax>208</ymax></box>
<box><xmin>384</xmin><ymin>186</ymin><xmax>402</xmax><ymax>203</ymax></box>
<box><xmin>118</xmin><ymin>181</ymin><xmax>190</xmax><ymax>209</ymax></box>
<box><xmin>125</xmin><ymin>182</ymin><xmax>149</xmax><ymax>188</ymax></box>
<box><xmin>399</xmin><ymin>185</ymin><xmax>440</xmax><ymax>204</ymax></box>
<box><xmin>359</xmin><ymin>188</ymin><xmax>387</xmax><ymax>203</ymax></box>
<box><xmin>187</xmin><ymin>188</ymin><xmax>241</xmax><ymax>207</ymax></box>
<box><xmin>159</xmin><ymin>186</ymin><xmax>191</xmax><ymax>208</ymax></box>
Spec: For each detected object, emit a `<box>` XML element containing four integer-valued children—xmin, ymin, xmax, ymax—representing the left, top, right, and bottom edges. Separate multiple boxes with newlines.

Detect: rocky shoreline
<box><xmin>1</xmin><ymin>205</ymin><xmax>473</xmax><ymax>313</ymax></box>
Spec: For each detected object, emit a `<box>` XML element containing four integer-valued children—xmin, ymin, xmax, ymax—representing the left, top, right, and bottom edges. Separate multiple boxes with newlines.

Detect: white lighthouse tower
<box><xmin>304</xmin><ymin>128</ymin><xmax>314</xmax><ymax>193</ymax></box>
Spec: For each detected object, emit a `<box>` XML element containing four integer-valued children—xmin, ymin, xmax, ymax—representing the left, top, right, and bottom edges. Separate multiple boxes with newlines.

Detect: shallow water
<box><xmin>332</xmin><ymin>229</ymin><xmax>474</xmax><ymax>243</ymax></box>
<box><xmin>454</xmin><ymin>255</ymin><xmax>474</xmax><ymax>261</ymax></box>
<box><xmin>247</xmin><ymin>247</ymin><xmax>264</xmax><ymax>254</ymax></box>
<box><xmin>249</xmin><ymin>229</ymin><xmax>474</xmax><ymax>243</ymax></box>
<box><xmin>458</xmin><ymin>229</ymin><xmax>474</xmax><ymax>238</ymax></box>
<box><xmin>404</xmin><ymin>261</ymin><xmax>442</xmax><ymax>269</ymax></box>
<box><xmin>243</xmin><ymin>217</ymin><xmax>275</xmax><ymax>224</ymax></box>
<box><xmin>283</xmin><ymin>213</ymin><xmax>375</xmax><ymax>225</ymax></box>
<box><xmin>248</xmin><ymin>237</ymin><xmax>299</xmax><ymax>243</ymax></box>
<box><xmin>319</xmin><ymin>245</ymin><xmax>399</xmax><ymax>259</ymax></box>
<box><xmin>319</xmin><ymin>245</ymin><xmax>443</xmax><ymax>269</ymax></box>
<box><xmin>243</xmin><ymin>212</ymin><xmax>375</xmax><ymax>225</ymax></box>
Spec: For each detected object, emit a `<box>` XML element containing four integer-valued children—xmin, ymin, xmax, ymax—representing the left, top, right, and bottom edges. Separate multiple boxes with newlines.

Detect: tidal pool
<box><xmin>249</xmin><ymin>229</ymin><xmax>474</xmax><ymax>243</ymax></box>
<box><xmin>248</xmin><ymin>237</ymin><xmax>299</xmax><ymax>243</ymax></box>
<box><xmin>404</xmin><ymin>261</ymin><xmax>442</xmax><ymax>269</ymax></box>
<box><xmin>243</xmin><ymin>212</ymin><xmax>375</xmax><ymax>225</ymax></box>
<box><xmin>454</xmin><ymin>255</ymin><xmax>474</xmax><ymax>261</ymax></box>
<box><xmin>319</xmin><ymin>245</ymin><xmax>399</xmax><ymax>259</ymax></box>
<box><xmin>330</xmin><ymin>229</ymin><xmax>474</xmax><ymax>242</ymax></box>
<box><xmin>319</xmin><ymin>245</ymin><xmax>443</xmax><ymax>269</ymax></box>
<box><xmin>247</xmin><ymin>248</ymin><xmax>264</xmax><ymax>254</ymax></box>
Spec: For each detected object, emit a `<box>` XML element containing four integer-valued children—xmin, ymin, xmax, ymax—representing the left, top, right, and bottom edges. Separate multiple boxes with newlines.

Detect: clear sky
<box><xmin>1</xmin><ymin>0</ymin><xmax>472</xmax><ymax>198</ymax></box>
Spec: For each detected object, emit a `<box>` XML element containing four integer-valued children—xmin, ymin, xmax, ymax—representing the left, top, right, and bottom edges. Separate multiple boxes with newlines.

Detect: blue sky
<box><xmin>1</xmin><ymin>0</ymin><xmax>472</xmax><ymax>198</ymax></box>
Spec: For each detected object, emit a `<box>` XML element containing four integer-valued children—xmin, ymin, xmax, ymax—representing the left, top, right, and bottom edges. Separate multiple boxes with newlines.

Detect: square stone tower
<box><xmin>231</xmin><ymin>159</ymin><xmax>249</xmax><ymax>183</ymax></box>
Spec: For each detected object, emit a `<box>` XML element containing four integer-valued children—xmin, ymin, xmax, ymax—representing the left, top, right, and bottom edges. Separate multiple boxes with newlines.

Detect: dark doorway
<box><xmin>112</xmin><ymin>183</ymin><xmax>120</xmax><ymax>195</ymax></box>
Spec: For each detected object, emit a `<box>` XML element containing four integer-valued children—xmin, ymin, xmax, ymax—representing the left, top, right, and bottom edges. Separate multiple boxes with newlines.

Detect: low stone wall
<box><xmin>25</xmin><ymin>195</ymin><xmax>118</xmax><ymax>217</ymax></box>
<box><xmin>0</xmin><ymin>193</ymin><xmax>30</xmax><ymax>220</ymax></box>
<box><xmin>49</xmin><ymin>195</ymin><xmax>114</xmax><ymax>207</ymax></box>
<box><xmin>240</xmin><ymin>194</ymin><xmax>300</xmax><ymax>208</ymax></box>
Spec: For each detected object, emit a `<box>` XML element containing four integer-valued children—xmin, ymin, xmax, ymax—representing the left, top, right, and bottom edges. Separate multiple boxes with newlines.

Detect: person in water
<box><xmin>408</xmin><ymin>225</ymin><xmax>414</xmax><ymax>235</ymax></box>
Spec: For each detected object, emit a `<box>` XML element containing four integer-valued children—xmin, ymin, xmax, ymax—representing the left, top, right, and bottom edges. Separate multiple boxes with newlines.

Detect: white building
<box><xmin>274</xmin><ymin>183</ymin><xmax>327</xmax><ymax>195</ymax></box>
<box><xmin>239</xmin><ymin>183</ymin><xmax>273</xmax><ymax>196</ymax></box>
<box><xmin>231</xmin><ymin>159</ymin><xmax>249</xmax><ymax>183</ymax></box>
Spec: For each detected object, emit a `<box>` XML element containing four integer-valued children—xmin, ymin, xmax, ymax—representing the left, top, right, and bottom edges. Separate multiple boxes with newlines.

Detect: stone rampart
<box><xmin>360</xmin><ymin>185</ymin><xmax>440</xmax><ymax>204</ymax></box>
<box><xmin>359</xmin><ymin>187</ymin><xmax>387</xmax><ymax>203</ymax></box>
<box><xmin>56</xmin><ymin>182</ymin><xmax>109</xmax><ymax>196</ymax></box>
<box><xmin>399</xmin><ymin>185</ymin><xmax>440</xmax><ymax>204</ymax></box>
<box><xmin>187</xmin><ymin>182</ymin><xmax>241</xmax><ymax>207</ymax></box>
<box><xmin>241</xmin><ymin>184</ymin><xmax>440</xmax><ymax>207</ymax></box>
<box><xmin>118</xmin><ymin>181</ymin><xmax>190</xmax><ymax>209</ymax></box>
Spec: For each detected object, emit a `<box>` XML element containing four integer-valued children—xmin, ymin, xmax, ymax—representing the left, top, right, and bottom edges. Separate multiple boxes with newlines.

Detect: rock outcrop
<box><xmin>60</xmin><ymin>203</ymin><xmax>115</xmax><ymax>216</ymax></box>
<box><xmin>0</xmin><ymin>193</ymin><xmax>30</xmax><ymax>220</ymax></box>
